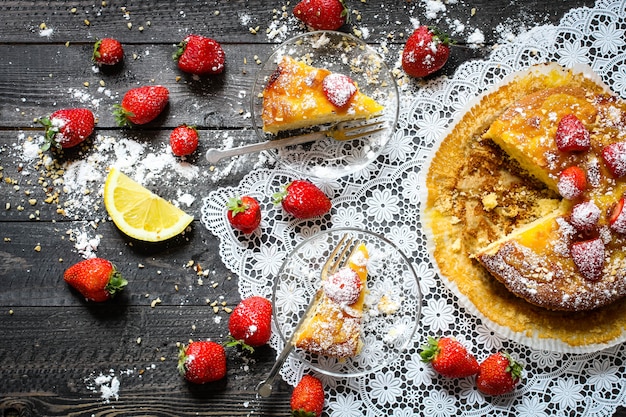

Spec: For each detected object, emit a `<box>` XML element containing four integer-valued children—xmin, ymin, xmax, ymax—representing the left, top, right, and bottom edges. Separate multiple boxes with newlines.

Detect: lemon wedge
<box><xmin>103</xmin><ymin>167</ymin><xmax>193</xmax><ymax>242</ymax></box>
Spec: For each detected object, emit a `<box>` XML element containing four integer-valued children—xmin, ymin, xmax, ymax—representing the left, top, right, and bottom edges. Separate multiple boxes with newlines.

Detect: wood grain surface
<box><xmin>2</xmin><ymin>1</ymin><xmax>623</xmax><ymax>416</ymax></box>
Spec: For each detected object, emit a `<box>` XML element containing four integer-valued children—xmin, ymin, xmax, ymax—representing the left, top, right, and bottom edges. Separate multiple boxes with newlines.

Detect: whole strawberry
<box><xmin>39</xmin><ymin>108</ymin><xmax>95</xmax><ymax>151</ymax></box>
<box><xmin>420</xmin><ymin>336</ymin><xmax>479</xmax><ymax>378</ymax></box>
<box><xmin>170</xmin><ymin>124</ymin><xmax>199</xmax><ymax>156</ymax></box>
<box><xmin>226</xmin><ymin>196</ymin><xmax>262</xmax><ymax>234</ymax></box>
<box><xmin>226</xmin><ymin>296</ymin><xmax>272</xmax><ymax>352</ymax></box>
<box><xmin>63</xmin><ymin>258</ymin><xmax>127</xmax><ymax>302</ymax></box>
<box><xmin>174</xmin><ymin>34</ymin><xmax>225</xmax><ymax>75</ymax></box>
<box><xmin>476</xmin><ymin>352</ymin><xmax>523</xmax><ymax>396</ymax></box>
<box><xmin>93</xmin><ymin>38</ymin><xmax>124</xmax><ymax>66</ymax></box>
<box><xmin>402</xmin><ymin>26</ymin><xmax>451</xmax><ymax>78</ymax></box>
<box><xmin>293</xmin><ymin>0</ymin><xmax>348</xmax><ymax>31</ymax></box>
<box><xmin>273</xmin><ymin>180</ymin><xmax>331</xmax><ymax>219</ymax></box>
<box><xmin>113</xmin><ymin>85</ymin><xmax>169</xmax><ymax>127</ymax></box>
<box><xmin>291</xmin><ymin>375</ymin><xmax>325</xmax><ymax>417</ymax></box>
<box><xmin>178</xmin><ymin>340</ymin><xmax>227</xmax><ymax>384</ymax></box>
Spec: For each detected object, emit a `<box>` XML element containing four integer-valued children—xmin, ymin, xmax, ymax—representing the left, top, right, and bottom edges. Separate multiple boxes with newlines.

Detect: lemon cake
<box><xmin>424</xmin><ymin>63</ymin><xmax>626</xmax><ymax>347</ymax></box>
<box><xmin>293</xmin><ymin>242</ymin><xmax>369</xmax><ymax>358</ymax></box>
<box><xmin>261</xmin><ymin>56</ymin><xmax>384</xmax><ymax>134</ymax></box>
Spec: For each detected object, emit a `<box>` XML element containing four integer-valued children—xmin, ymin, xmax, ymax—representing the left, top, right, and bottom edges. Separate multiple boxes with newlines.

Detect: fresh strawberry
<box><xmin>113</xmin><ymin>85</ymin><xmax>169</xmax><ymax>127</ymax></box>
<box><xmin>63</xmin><ymin>258</ymin><xmax>127</xmax><ymax>302</ymax></box>
<box><xmin>293</xmin><ymin>0</ymin><xmax>348</xmax><ymax>31</ymax></box>
<box><xmin>226</xmin><ymin>196</ymin><xmax>262</xmax><ymax>234</ymax></box>
<box><xmin>226</xmin><ymin>296</ymin><xmax>272</xmax><ymax>352</ymax></box>
<box><xmin>571</xmin><ymin>238</ymin><xmax>605</xmax><ymax>281</ymax></box>
<box><xmin>273</xmin><ymin>180</ymin><xmax>331</xmax><ymax>219</ymax></box>
<box><xmin>402</xmin><ymin>26</ymin><xmax>451</xmax><ymax>78</ymax></box>
<box><xmin>602</xmin><ymin>142</ymin><xmax>626</xmax><ymax>178</ymax></box>
<box><xmin>170</xmin><ymin>124</ymin><xmax>199</xmax><ymax>156</ymax></box>
<box><xmin>323</xmin><ymin>267</ymin><xmax>362</xmax><ymax>305</ymax></box>
<box><xmin>178</xmin><ymin>340</ymin><xmax>226</xmax><ymax>384</ymax></box>
<box><xmin>476</xmin><ymin>352</ymin><xmax>523</xmax><ymax>396</ymax></box>
<box><xmin>92</xmin><ymin>38</ymin><xmax>124</xmax><ymax>66</ymax></box>
<box><xmin>290</xmin><ymin>375</ymin><xmax>324</xmax><ymax>417</ymax></box>
<box><xmin>609</xmin><ymin>197</ymin><xmax>626</xmax><ymax>233</ymax></box>
<box><xmin>420</xmin><ymin>336</ymin><xmax>479</xmax><ymax>378</ymax></box>
<box><xmin>174</xmin><ymin>34</ymin><xmax>225</xmax><ymax>75</ymax></box>
<box><xmin>557</xmin><ymin>166</ymin><xmax>586</xmax><ymax>200</ymax></box>
<box><xmin>555</xmin><ymin>114</ymin><xmax>590</xmax><ymax>152</ymax></box>
<box><xmin>38</xmin><ymin>108</ymin><xmax>95</xmax><ymax>151</ymax></box>
<box><xmin>569</xmin><ymin>200</ymin><xmax>600</xmax><ymax>231</ymax></box>
<box><xmin>322</xmin><ymin>73</ymin><xmax>357</xmax><ymax>108</ymax></box>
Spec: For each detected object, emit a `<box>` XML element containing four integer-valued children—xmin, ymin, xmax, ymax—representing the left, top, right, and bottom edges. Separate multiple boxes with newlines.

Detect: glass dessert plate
<box><xmin>272</xmin><ymin>228</ymin><xmax>421</xmax><ymax>377</ymax></box>
<box><xmin>251</xmin><ymin>31</ymin><xmax>399</xmax><ymax>180</ymax></box>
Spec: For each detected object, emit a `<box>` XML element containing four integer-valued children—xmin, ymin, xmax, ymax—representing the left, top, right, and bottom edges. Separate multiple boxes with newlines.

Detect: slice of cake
<box><xmin>293</xmin><ymin>242</ymin><xmax>369</xmax><ymax>358</ymax></box>
<box><xmin>261</xmin><ymin>56</ymin><xmax>384</xmax><ymax>134</ymax></box>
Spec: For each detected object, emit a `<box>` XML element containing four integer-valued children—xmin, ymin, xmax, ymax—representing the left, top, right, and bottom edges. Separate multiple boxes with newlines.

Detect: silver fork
<box><xmin>256</xmin><ymin>234</ymin><xmax>356</xmax><ymax>398</ymax></box>
<box><xmin>206</xmin><ymin>118</ymin><xmax>386</xmax><ymax>164</ymax></box>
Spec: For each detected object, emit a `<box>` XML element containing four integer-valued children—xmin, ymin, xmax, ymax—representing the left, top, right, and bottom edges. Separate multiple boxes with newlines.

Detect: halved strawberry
<box><xmin>557</xmin><ymin>166</ymin><xmax>586</xmax><ymax>200</ymax></box>
<box><xmin>322</xmin><ymin>73</ymin><xmax>357</xmax><ymax>108</ymax></box>
<box><xmin>555</xmin><ymin>114</ymin><xmax>590</xmax><ymax>152</ymax></box>
<box><xmin>601</xmin><ymin>142</ymin><xmax>626</xmax><ymax>178</ymax></box>
<box><xmin>609</xmin><ymin>197</ymin><xmax>626</xmax><ymax>233</ymax></box>
<box><xmin>571</xmin><ymin>238</ymin><xmax>605</xmax><ymax>281</ymax></box>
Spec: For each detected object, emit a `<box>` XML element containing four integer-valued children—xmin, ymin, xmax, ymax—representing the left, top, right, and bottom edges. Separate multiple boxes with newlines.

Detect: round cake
<box><xmin>424</xmin><ymin>63</ymin><xmax>626</xmax><ymax>349</ymax></box>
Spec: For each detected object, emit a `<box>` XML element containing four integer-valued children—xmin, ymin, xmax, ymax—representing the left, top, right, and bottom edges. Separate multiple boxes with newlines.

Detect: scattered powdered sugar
<box><xmin>85</xmin><ymin>370</ymin><xmax>121</xmax><ymax>403</ymax></box>
<box><xmin>68</xmin><ymin>227</ymin><xmax>102</xmax><ymax>258</ymax></box>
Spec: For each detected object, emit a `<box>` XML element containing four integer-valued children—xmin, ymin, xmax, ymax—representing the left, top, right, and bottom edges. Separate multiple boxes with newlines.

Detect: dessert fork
<box><xmin>256</xmin><ymin>234</ymin><xmax>356</xmax><ymax>398</ymax></box>
<box><xmin>206</xmin><ymin>118</ymin><xmax>386</xmax><ymax>164</ymax></box>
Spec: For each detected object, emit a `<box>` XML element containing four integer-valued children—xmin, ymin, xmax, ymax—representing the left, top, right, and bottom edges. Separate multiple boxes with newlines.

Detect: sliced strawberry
<box><xmin>609</xmin><ymin>197</ymin><xmax>626</xmax><ymax>233</ymax></box>
<box><xmin>322</xmin><ymin>73</ymin><xmax>357</xmax><ymax>108</ymax></box>
<box><xmin>601</xmin><ymin>142</ymin><xmax>626</xmax><ymax>178</ymax></box>
<box><xmin>569</xmin><ymin>200</ymin><xmax>600</xmax><ymax>231</ymax></box>
<box><xmin>571</xmin><ymin>238</ymin><xmax>605</xmax><ymax>281</ymax></box>
<box><xmin>555</xmin><ymin>114</ymin><xmax>591</xmax><ymax>152</ymax></box>
<box><xmin>557</xmin><ymin>166</ymin><xmax>586</xmax><ymax>200</ymax></box>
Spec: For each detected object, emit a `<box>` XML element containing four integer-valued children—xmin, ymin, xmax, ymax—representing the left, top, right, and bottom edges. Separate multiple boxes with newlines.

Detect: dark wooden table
<box><xmin>2</xmin><ymin>1</ymin><xmax>625</xmax><ymax>416</ymax></box>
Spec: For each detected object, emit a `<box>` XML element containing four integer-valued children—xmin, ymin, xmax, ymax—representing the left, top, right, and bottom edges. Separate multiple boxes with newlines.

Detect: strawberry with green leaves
<box><xmin>113</xmin><ymin>85</ymin><xmax>169</xmax><ymax>127</ymax></box>
<box><xmin>402</xmin><ymin>26</ymin><xmax>451</xmax><ymax>78</ymax></box>
<box><xmin>93</xmin><ymin>38</ymin><xmax>124</xmax><ymax>66</ymax></box>
<box><xmin>39</xmin><ymin>108</ymin><xmax>95</xmax><ymax>151</ymax></box>
<box><xmin>178</xmin><ymin>340</ymin><xmax>227</xmax><ymax>384</ymax></box>
<box><xmin>290</xmin><ymin>375</ymin><xmax>324</xmax><ymax>417</ymax></box>
<box><xmin>476</xmin><ymin>352</ymin><xmax>523</xmax><ymax>396</ymax></box>
<box><xmin>226</xmin><ymin>296</ymin><xmax>272</xmax><ymax>352</ymax></box>
<box><xmin>226</xmin><ymin>196</ymin><xmax>261</xmax><ymax>234</ymax></box>
<box><xmin>174</xmin><ymin>34</ymin><xmax>225</xmax><ymax>75</ymax></box>
<box><xmin>273</xmin><ymin>180</ymin><xmax>331</xmax><ymax>219</ymax></box>
<box><xmin>293</xmin><ymin>0</ymin><xmax>348</xmax><ymax>31</ymax></box>
<box><xmin>63</xmin><ymin>258</ymin><xmax>127</xmax><ymax>302</ymax></box>
<box><xmin>420</xmin><ymin>336</ymin><xmax>479</xmax><ymax>378</ymax></box>
<box><xmin>170</xmin><ymin>124</ymin><xmax>199</xmax><ymax>156</ymax></box>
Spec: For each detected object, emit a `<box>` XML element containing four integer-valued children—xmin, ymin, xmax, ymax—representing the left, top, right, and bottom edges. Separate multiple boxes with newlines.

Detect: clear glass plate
<box><xmin>272</xmin><ymin>227</ymin><xmax>421</xmax><ymax>377</ymax></box>
<box><xmin>251</xmin><ymin>31</ymin><xmax>399</xmax><ymax>180</ymax></box>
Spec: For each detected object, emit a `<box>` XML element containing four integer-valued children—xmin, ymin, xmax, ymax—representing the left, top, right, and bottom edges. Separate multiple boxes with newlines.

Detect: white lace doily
<box><xmin>201</xmin><ymin>1</ymin><xmax>626</xmax><ymax>415</ymax></box>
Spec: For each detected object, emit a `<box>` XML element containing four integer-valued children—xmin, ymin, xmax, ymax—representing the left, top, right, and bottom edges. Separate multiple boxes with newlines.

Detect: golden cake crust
<box><xmin>261</xmin><ymin>56</ymin><xmax>384</xmax><ymax>134</ymax></box>
<box><xmin>424</xmin><ymin>63</ymin><xmax>626</xmax><ymax>348</ymax></box>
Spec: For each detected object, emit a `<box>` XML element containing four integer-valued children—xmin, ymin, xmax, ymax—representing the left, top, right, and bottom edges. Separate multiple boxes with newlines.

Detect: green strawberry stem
<box><xmin>419</xmin><ymin>336</ymin><xmax>440</xmax><ymax>363</ymax></box>
<box><xmin>226</xmin><ymin>197</ymin><xmax>247</xmax><ymax>215</ymax></box>
<box><xmin>172</xmin><ymin>40</ymin><xmax>188</xmax><ymax>61</ymax></box>
<box><xmin>37</xmin><ymin>116</ymin><xmax>60</xmax><ymax>151</ymax></box>
<box><xmin>224</xmin><ymin>335</ymin><xmax>255</xmax><ymax>354</ymax></box>
<box><xmin>272</xmin><ymin>184</ymin><xmax>291</xmax><ymax>205</ymax></box>
<box><xmin>112</xmin><ymin>104</ymin><xmax>135</xmax><ymax>127</ymax></box>
<box><xmin>92</xmin><ymin>39</ymin><xmax>102</xmax><ymax>61</ymax></box>
<box><xmin>503</xmin><ymin>352</ymin><xmax>523</xmax><ymax>381</ymax></box>
<box><xmin>177</xmin><ymin>344</ymin><xmax>188</xmax><ymax>376</ymax></box>
<box><xmin>104</xmin><ymin>270</ymin><xmax>128</xmax><ymax>298</ymax></box>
